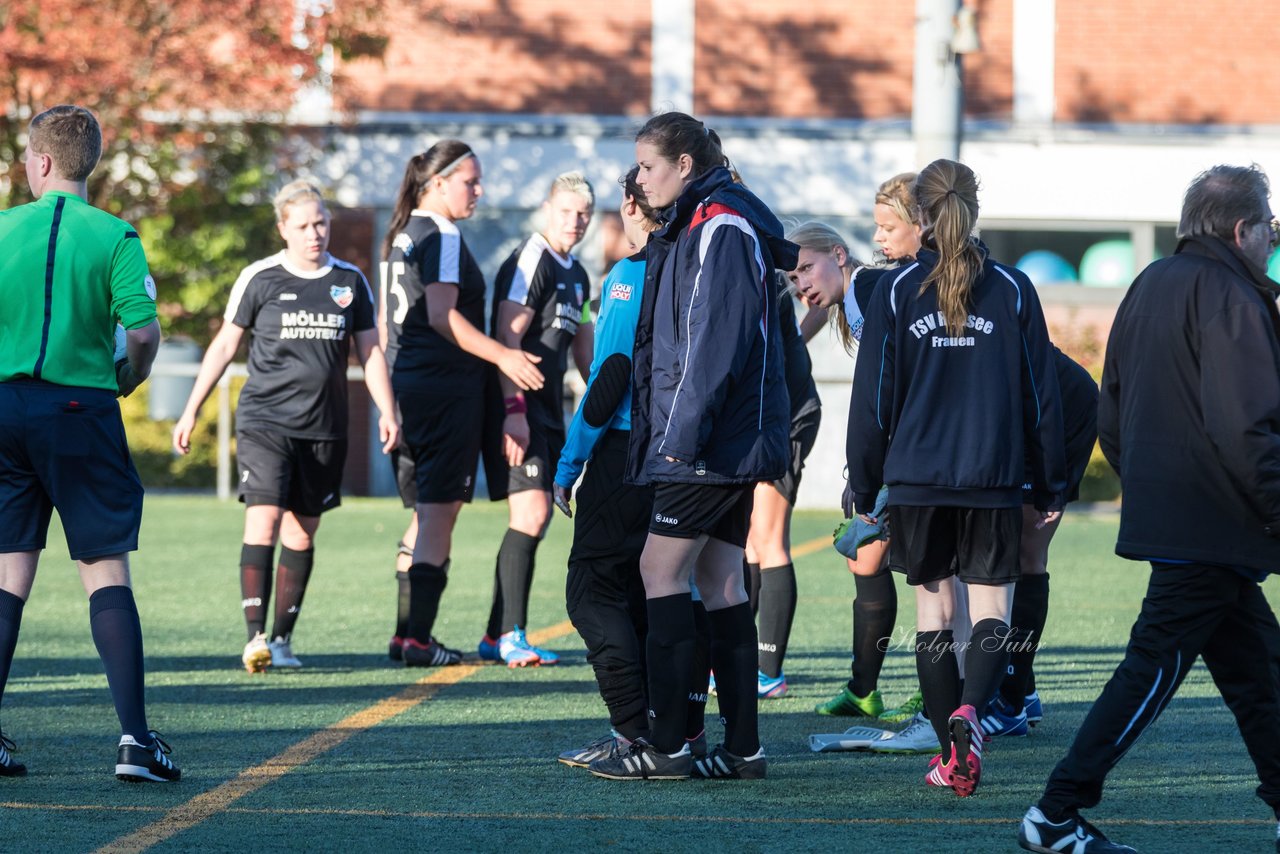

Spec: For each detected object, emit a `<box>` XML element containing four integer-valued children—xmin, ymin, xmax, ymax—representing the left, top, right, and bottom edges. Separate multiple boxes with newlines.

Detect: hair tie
<box><xmin>945</xmin><ymin>189</ymin><xmax>958</xmax><ymax>197</ymax></box>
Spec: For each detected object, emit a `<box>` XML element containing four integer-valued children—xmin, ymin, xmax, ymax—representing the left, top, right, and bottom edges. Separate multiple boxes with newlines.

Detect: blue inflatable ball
<box><xmin>1079</xmin><ymin>240</ymin><xmax>1135</xmax><ymax>287</ymax></box>
<box><xmin>1267</xmin><ymin>249</ymin><xmax>1280</xmax><ymax>282</ymax></box>
<box><xmin>1016</xmin><ymin>250</ymin><xmax>1078</xmax><ymax>286</ymax></box>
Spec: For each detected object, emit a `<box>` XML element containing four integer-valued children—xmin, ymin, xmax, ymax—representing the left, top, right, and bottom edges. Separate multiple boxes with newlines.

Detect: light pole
<box><xmin>912</xmin><ymin>0</ymin><xmax>980</xmax><ymax>166</ymax></box>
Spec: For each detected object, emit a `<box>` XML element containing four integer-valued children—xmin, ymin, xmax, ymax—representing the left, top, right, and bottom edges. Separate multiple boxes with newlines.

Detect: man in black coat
<box><xmin>1018</xmin><ymin>164</ymin><xmax>1280</xmax><ymax>854</ymax></box>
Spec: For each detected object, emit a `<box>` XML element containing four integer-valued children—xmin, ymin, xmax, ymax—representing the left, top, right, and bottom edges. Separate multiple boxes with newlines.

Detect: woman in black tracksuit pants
<box><xmin>588</xmin><ymin>112</ymin><xmax>796</xmax><ymax>781</ymax></box>
<box><xmin>847</xmin><ymin>159</ymin><xmax>1066</xmax><ymax>798</ymax></box>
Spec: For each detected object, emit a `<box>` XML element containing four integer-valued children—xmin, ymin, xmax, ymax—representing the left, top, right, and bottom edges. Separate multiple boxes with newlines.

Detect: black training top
<box><xmin>491</xmin><ymin>232</ymin><xmax>590</xmax><ymax>432</ymax></box>
<box><xmin>226</xmin><ymin>251</ymin><xmax>375</xmax><ymax>440</ymax></box>
<box><xmin>381</xmin><ymin>210</ymin><xmax>487</xmax><ymax>396</ymax></box>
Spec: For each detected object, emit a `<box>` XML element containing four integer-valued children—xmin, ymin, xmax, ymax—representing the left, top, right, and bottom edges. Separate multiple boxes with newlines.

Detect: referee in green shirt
<box><xmin>0</xmin><ymin>105</ymin><xmax>179</xmax><ymax>782</ymax></box>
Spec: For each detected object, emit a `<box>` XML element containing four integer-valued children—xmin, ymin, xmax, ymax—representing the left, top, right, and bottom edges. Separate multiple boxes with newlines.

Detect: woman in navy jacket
<box><xmin>589</xmin><ymin>112</ymin><xmax>796</xmax><ymax>782</ymax></box>
<box><xmin>847</xmin><ymin>159</ymin><xmax>1066</xmax><ymax>798</ymax></box>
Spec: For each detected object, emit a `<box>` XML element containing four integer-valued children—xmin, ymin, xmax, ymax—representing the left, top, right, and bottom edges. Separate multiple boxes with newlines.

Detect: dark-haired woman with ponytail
<box><xmin>847</xmin><ymin>159</ymin><xmax>1066</xmax><ymax>797</ymax></box>
<box><xmin>588</xmin><ymin>113</ymin><xmax>796</xmax><ymax>782</ymax></box>
<box><xmin>380</xmin><ymin>141</ymin><xmax>544</xmax><ymax>667</ymax></box>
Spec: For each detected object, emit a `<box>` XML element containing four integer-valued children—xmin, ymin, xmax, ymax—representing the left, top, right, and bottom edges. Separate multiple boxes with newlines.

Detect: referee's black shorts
<box><xmin>0</xmin><ymin>381</ymin><xmax>143</xmax><ymax>560</ymax></box>
<box><xmin>888</xmin><ymin>504</ymin><xmax>1022</xmax><ymax>586</ymax></box>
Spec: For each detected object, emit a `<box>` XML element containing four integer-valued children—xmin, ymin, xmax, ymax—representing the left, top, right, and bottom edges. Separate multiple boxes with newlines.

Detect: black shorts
<box><xmin>0</xmin><ymin>382</ymin><xmax>143</xmax><ymax>561</ymax></box>
<box><xmin>507</xmin><ymin>425</ymin><xmax>565</xmax><ymax>494</ymax></box>
<box><xmin>649</xmin><ymin>482</ymin><xmax>755</xmax><ymax>548</ymax></box>
<box><xmin>391</xmin><ymin>445</ymin><xmax>417</xmax><ymax>508</ymax></box>
<box><xmin>399</xmin><ymin>390</ymin><xmax>483</xmax><ymax>504</ymax></box>
<box><xmin>237</xmin><ymin>429</ymin><xmax>345</xmax><ymax>517</ymax></box>
<box><xmin>887</xmin><ymin>504</ymin><xmax>1022</xmax><ymax>586</ymax></box>
<box><xmin>771</xmin><ymin>406</ymin><xmax>821</xmax><ymax>505</ymax></box>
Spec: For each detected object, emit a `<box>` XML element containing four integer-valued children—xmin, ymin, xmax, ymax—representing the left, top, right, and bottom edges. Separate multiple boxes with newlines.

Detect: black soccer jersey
<box><xmin>226</xmin><ymin>251</ymin><xmax>375</xmax><ymax>440</ymax></box>
<box><xmin>490</xmin><ymin>232</ymin><xmax>590</xmax><ymax>432</ymax></box>
<box><xmin>380</xmin><ymin>210</ymin><xmax>487</xmax><ymax>396</ymax></box>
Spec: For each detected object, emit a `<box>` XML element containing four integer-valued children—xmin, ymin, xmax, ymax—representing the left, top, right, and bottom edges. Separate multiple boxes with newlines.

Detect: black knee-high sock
<box><xmin>744</xmin><ymin>561</ymin><xmax>761</xmax><ymax>616</ymax></box>
<box><xmin>240</xmin><ymin>543</ymin><xmax>274</xmax><ymax>640</ymax></box>
<box><xmin>271</xmin><ymin>546</ymin><xmax>314</xmax><ymax>642</ymax></box>
<box><xmin>497</xmin><ymin>529</ymin><xmax>540</xmax><ymax>634</ymax></box>
<box><xmin>916</xmin><ymin>629</ymin><xmax>960</xmax><ymax>751</ymax></box>
<box><xmin>849</xmin><ymin>570</ymin><xmax>897</xmax><ymax>696</ymax></box>
<box><xmin>88</xmin><ymin>586</ymin><xmax>149</xmax><ymax>742</ymax></box>
<box><xmin>1001</xmin><ymin>573</ymin><xmax>1050</xmax><ymax>705</ymax></box>
<box><xmin>963</xmin><ymin>617</ymin><xmax>1012</xmax><ymax>710</ymax></box>
<box><xmin>709</xmin><ymin>603</ymin><xmax>760</xmax><ymax>757</ymax></box>
<box><xmin>0</xmin><ymin>590</ymin><xmax>24</xmax><ymax>713</ymax></box>
<box><xmin>395</xmin><ymin>571</ymin><xmax>411</xmax><ymax>638</ymax></box>
<box><xmin>407</xmin><ymin>561</ymin><xmax>449</xmax><ymax>643</ymax></box>
<box><xmin>685</xmin><ymin>600</ymin><xmax>711</xmax><ymax>741</ymax></box>
<box><xmin>645</xmin><ymin>593</ymin><xmax>695</xmax><ymax>754</ymax></box>
<box><xmin>757</xmin><ymin>564</ymin><xmax>796</xmax><ymax>678</ymax></box>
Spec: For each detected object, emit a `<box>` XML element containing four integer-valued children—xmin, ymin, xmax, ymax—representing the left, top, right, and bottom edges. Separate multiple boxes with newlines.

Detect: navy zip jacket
<box><xmin>847</xmin><ymin>243</ymin><xmax>1067</xmax><ymax>512</ymax></box>
<box><xmin>1100</xmin><ymin>236</ymin><xmax>1280</xmax><ymax>575</ymax></box>
<box><xmin>627</xmin><ymin>166</ymin><xmax>798</xmax><ymax>486</ymax></box>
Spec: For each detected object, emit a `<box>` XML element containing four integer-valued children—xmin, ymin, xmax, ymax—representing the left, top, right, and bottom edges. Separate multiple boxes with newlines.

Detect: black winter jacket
<box><xmin>627</xmin><ymin>166</ymin><xmax>798</xmax><ymax>486</ymax></box>
<box><xmin>847</xmin><ymin>243</ymin><xmax>1067</xmax><ymax>511</ymax></box>
<box><xmin>1100</xmin><ymin>236</ymin><xmax>1280</xmax><ymax>573</ymax></box>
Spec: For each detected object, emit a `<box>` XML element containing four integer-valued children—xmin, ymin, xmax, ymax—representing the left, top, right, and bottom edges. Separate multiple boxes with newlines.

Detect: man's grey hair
<box><xmin>1178</xmin><ymin>164</ymin><xmax>1271</xmax><ymax>242</ymax></box>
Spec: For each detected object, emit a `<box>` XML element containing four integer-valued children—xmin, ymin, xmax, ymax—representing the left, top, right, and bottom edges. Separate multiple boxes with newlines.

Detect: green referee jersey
<box><xmin>0</xmin><ymin>190</ymin><xmax>157</xmax><ymax>390</ymax></box>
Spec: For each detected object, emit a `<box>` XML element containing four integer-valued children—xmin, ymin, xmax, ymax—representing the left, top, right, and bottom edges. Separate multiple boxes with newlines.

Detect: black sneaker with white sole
<box><xmin>692</xmin><ymin>744</ymin><xmax>767</xmax><ymax>780</ymax></box>
<box><xmin>116</xmin><ymin>732</ymin><xmax>180</xmax><ymax>782</ymax></box>
<box><xmin>0</xmin><ymin>732</ymin><xmax>26</xmax><ymax>777</ymax></box>
<box><xmin>403</xmin><ymin>637</ymin><xmax>464</xmax><ymax>667</ymax></box>
<box><xmin>588</xmin><ymin>739</ymin><xmax>691</xmax><ymax>780</ymax></box>
<box><xmin>1018</xmin><ymin>805</ymin><xmax>1135</xmax><ymax>853</ymax></box>
<box><xmin>558</xmin><ymin>732</ymin><xmax>627</xmax><ymax>768</ymax></box>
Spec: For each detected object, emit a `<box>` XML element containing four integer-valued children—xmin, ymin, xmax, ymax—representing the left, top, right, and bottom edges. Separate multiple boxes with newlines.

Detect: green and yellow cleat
<box><xmin>814</xmin><ymin>685</ymin><xmax>884</xmax><ymax>717</ymax></box>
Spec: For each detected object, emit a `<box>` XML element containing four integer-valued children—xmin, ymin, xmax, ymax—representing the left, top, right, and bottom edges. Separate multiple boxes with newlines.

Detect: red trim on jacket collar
<box><xmin>688</xmin><ymin>201</ymin><xmax>743</xmax><ymax>235</ymax></box>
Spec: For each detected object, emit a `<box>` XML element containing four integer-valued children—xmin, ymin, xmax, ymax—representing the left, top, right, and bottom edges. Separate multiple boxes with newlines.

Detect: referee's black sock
<box><xmin>684</xmin><ymin>599</ymin><xmax>711</xmax><ymax>743</ymax></box>
<box><xmin>757</xmin><ymin>563</ymin><xmax>796</xmax><ymax>679</ymax></box>
<box><xmin>744</xmin><ymin>561</ymin><xmax>761</xmax><ymax>616</ymax></box>
<box><xmin>915</xmin><ymin>629</ymin><xmax>960</xmax><ymax>752</ymax></box>
<box><xmin>849</xmin><ymin>571</ymin><xmax>897</xmax><ymax>697</ymax></box>
<box><xmin>407</xmin><ymin>561</ymin><xmax>449</xmax><ymax>644</ymax></box>
<box><xmin>963</xmin><ymin>618</ymin><xmax>1012</xmax><ymax>712</ymax></box>
<box><xmin>645</xmin><ymin>593</ymin><xmax>695</xmax><ymax>754</ymax></box>
<box><xmin>0</xmin><ymin>589</ymin><xmax>24</xmax><ymax>708</ymax></box>
<box><xmin>271</xmin><ymin>546</ymin><xmax>315</xmax><ymax>642</ymax></box>
<box><xmin>709</xmin><ymin>602</ymin><xmax>760</xmax><ymax>758</ymax></box>
<box><xmin>497</xmin><ymin>529</ymin><xmax>541</xmax><ymax>634</ymax></box>
<box><xmin>240</xmin><ymin>543</ymin><xmax>275</xmax><ymax>640</ymax></box>
<box><xmin>1001</xmin><ymin>573</ymin><xmax>1050</xmax><ymax>706</ymax></box>
<box><xmin>88</xmin><ymin>586</ymin><xmax>149</xmax><ymax>743</ymax></box>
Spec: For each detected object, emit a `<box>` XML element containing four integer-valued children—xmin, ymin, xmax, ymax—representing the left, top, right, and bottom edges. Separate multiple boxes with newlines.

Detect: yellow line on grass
<box><xmin>792</xmin><ymin>533</ymin><xmax>833</xmax><ymax>559</ymax></box>
<box><xmin>93</xmin><ymin>620</ymin><xmax>576</xmax><ymax>854</ymax></box>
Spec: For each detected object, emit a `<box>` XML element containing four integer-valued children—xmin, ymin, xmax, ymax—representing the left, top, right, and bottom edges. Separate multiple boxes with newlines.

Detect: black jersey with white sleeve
<box><xmin>226</xmin><ymin>251</ymin><xmax>375</xmax><ymax>440</ymax></box>
<box><xmin>381</xmin><ymin>210</ymin><xmax>487</xmax><ymax>396</ymax></box>
<box><xmin>491</xmin><ymin>232</ymin><xmax>590</xmax><ymax>431</ymax></box>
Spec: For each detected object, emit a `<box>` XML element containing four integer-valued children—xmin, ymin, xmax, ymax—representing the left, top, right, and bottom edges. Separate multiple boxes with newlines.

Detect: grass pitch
<box><xmin>0</xmin><ymin>497</ymin><xmax>1274</xmax><ymax>852</ymax></box>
